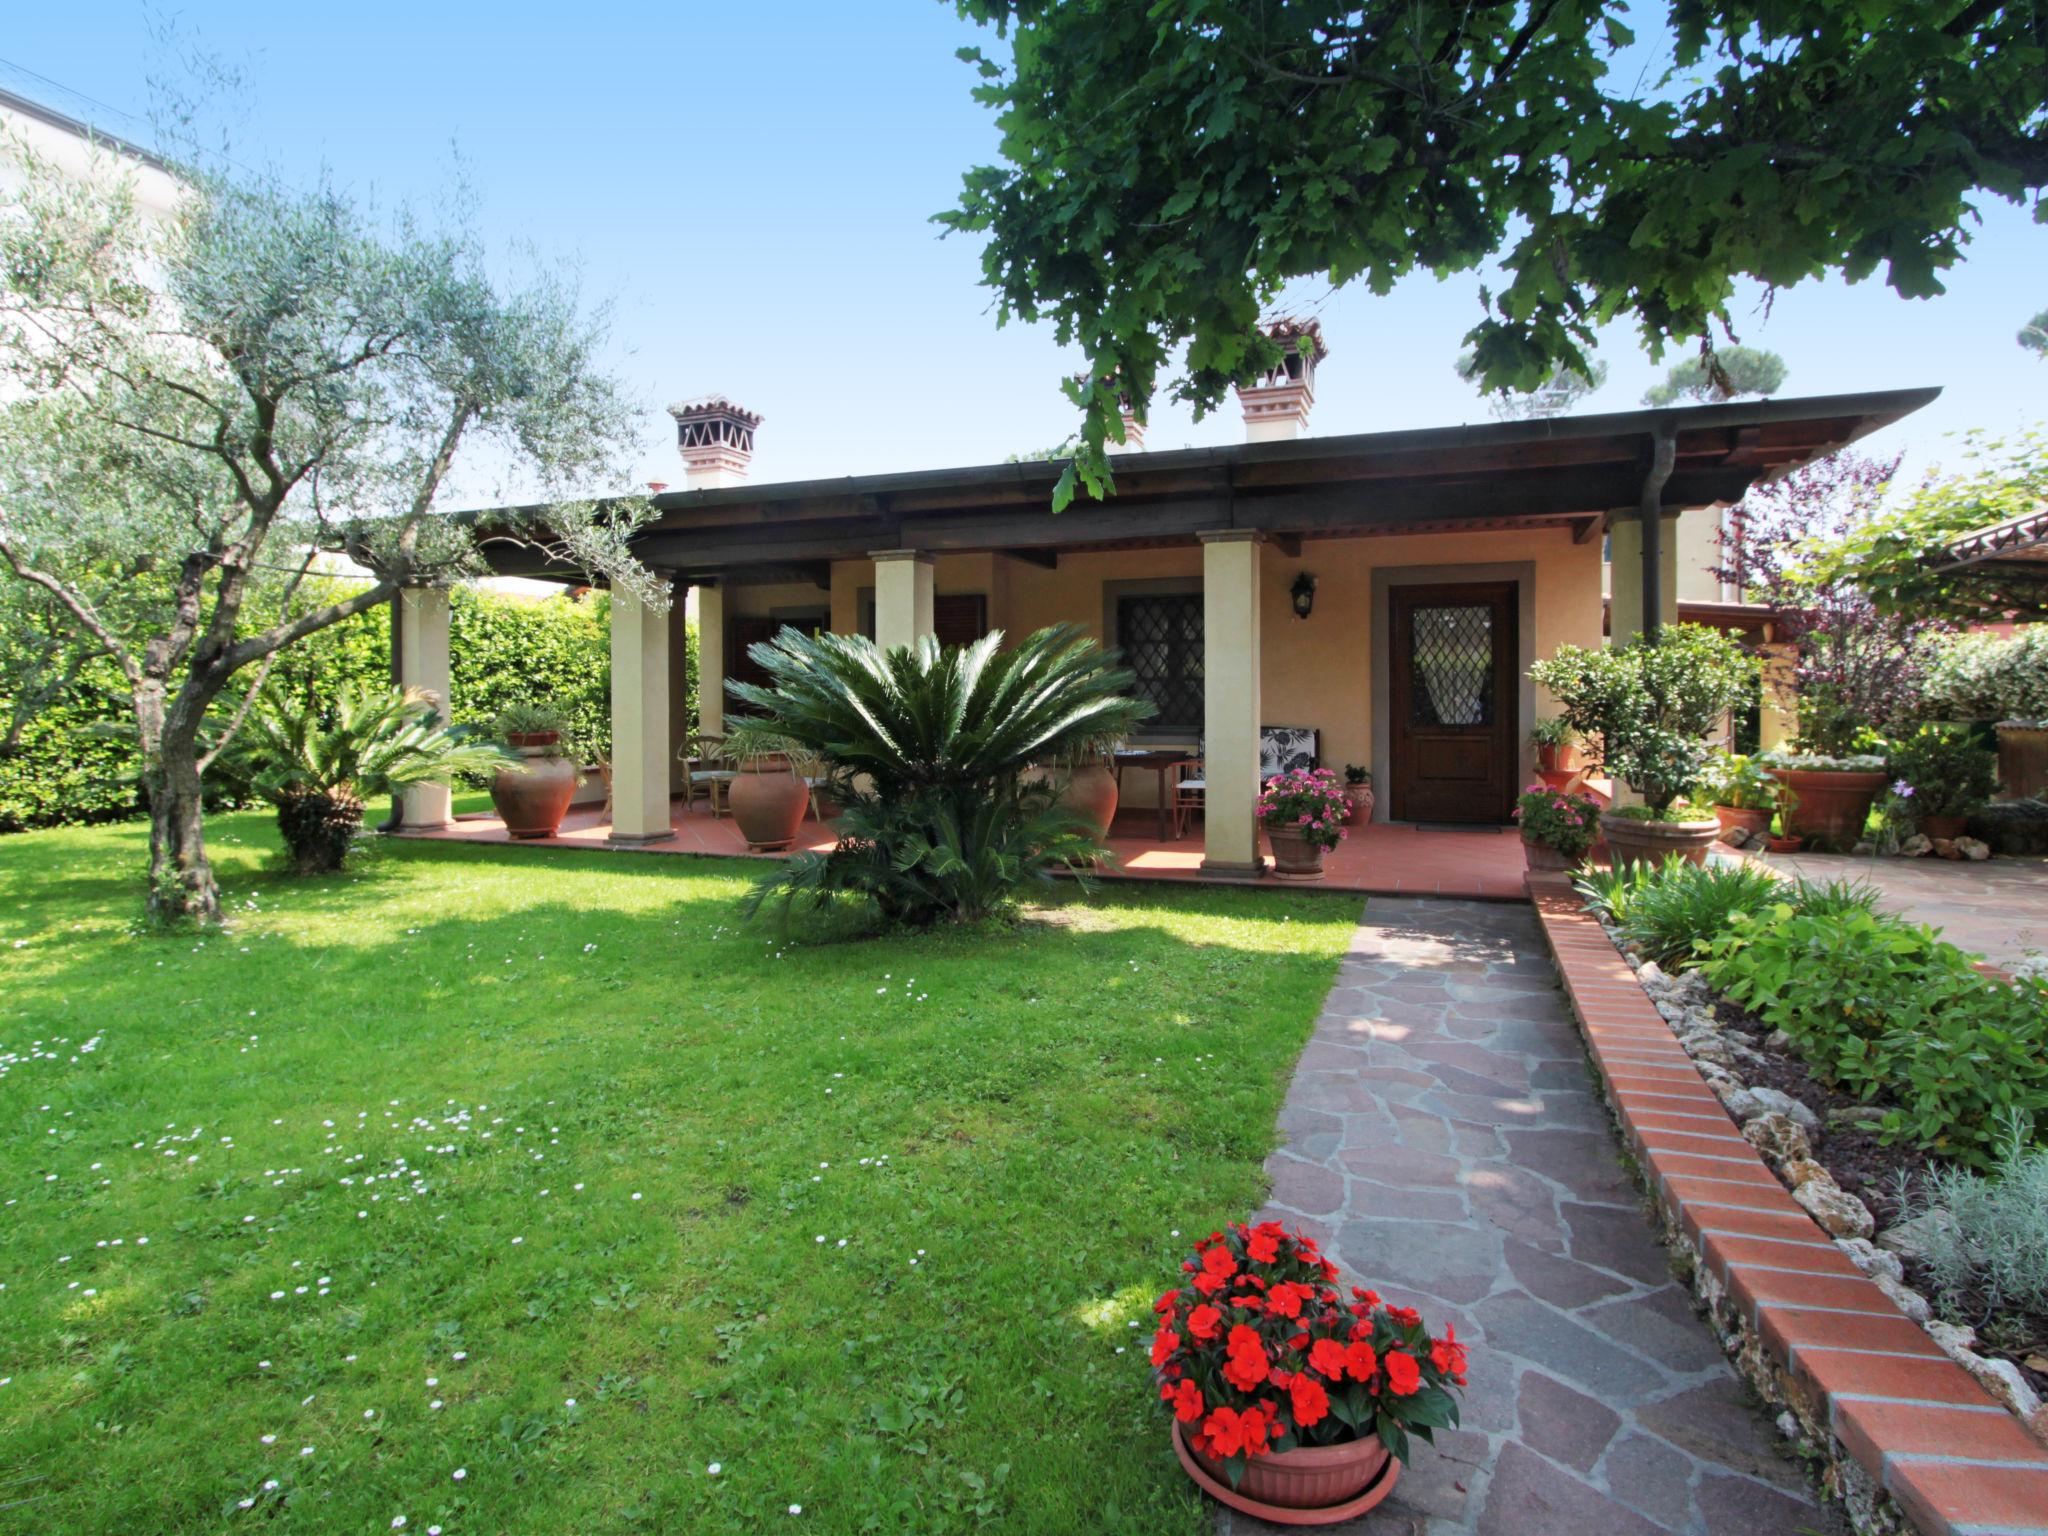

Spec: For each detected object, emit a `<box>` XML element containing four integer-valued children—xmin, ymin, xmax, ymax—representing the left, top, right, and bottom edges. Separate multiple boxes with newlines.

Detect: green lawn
<box><xmin>0</xmin><ymin>810</ymin><xmax>1358</xmax><ymax>1534</ymax></box>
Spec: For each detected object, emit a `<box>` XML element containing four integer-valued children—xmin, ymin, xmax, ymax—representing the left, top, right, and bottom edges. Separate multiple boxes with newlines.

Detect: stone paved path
<box><xmin>1763</xmin><ymin>847</ymin><xmax>2048</xmax><ymax>971</ymax></box>
<box><xmin>1228</xmin><ymin>899</ymin><xmax>1846</xmax><ymax>1536</ymax></box>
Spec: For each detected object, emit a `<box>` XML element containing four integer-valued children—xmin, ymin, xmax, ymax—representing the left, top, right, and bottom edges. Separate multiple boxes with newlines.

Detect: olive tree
<box><xmin>0</xmin><ymin>136</ymin><xmax>660</xmax><ymax>925</ymax></box>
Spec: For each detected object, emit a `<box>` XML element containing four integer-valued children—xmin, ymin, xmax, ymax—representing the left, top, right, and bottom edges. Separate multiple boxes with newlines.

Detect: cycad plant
<box><xmin>230</xmin><ymin>685</ymin><xmax>515</xmax><ymax>874</ymax></box>
<box><xmin>727</xmin><ymin>623</ymin><xmax>1153</xmax><ymax>925</ymax></box>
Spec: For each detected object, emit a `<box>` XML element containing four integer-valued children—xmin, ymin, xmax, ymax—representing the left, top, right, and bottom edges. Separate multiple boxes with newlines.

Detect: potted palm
<box><xmin>1153</xmin><ymin>1221</ymin><xmax>1467</xmax><ymax>1523</ymax></box>
<box><xmin>724</xmin><ymin>625</ymin><xmax>1153</xmax><ymax>926</ymax></box>
<box><xmin>1700</xmin><ymin>751</ymin><xmax>1781</xmax><ymax>844</ymax></box>
<box><xmin>228</xmin><ymin>685</ymin><xmax>514</xmax><ymax>873</ymax></box>
<box><xmin>1256</xmin><ymin>767</ymin><xmax>1351</xmax><ymax>880</ymax></box>
<box><xmin>719</xmin><ymin>716</ymin><xmax>816</xmax><ymax>852</ymax></box>
<box><xmin>1887</xmin><ymin>723</ymin><xmax>1998</xmax><ymax>842</ymax></box>
<box><xmin>489</xmin><ymin>702</ymin><xmax>581</xmax><ymax>838</ymax></box>
<box><xmin>1529</xmin><ymin>717</ymin><xmax>1582</xmax><ymax>787</ymax></box>
<box><xmin>1530</xmin><ymin>625</ymin><xmax>1758</xmax><ymax>870</ymax></box>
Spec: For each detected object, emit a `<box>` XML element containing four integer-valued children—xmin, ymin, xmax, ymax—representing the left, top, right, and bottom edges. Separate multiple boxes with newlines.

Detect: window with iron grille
<box><xmin>1116</xmin><ymin>592</ymin><xmax>1204</xmax><ymax>734</ymax></box>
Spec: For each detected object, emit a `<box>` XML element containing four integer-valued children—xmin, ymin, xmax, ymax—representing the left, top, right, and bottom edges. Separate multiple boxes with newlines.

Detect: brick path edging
<box><xmin>1526</xmin><ymin>871</ymin><xmax>2048</xmax><ymax>1536</ymax></box>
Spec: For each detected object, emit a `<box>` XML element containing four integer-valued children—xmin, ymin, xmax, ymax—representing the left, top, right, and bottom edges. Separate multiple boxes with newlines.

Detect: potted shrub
<box><xmin>1153</xmin><ymin>1221</ymin><xmax>1467</xmax><ymax>1523</ymax></box>
<box><xmin>1339</xmin><ymin>764</ymin><xmax>1374</xmax><ymax>825</ymax></box>
<box><xmin>720</xmin><ymin>716</ymin><xmax>814</xmax><ymax>852</ymax></box>
<box><xmin>228</xmin><ymin>685</ymin><xmax>514</xmax><ymax>873</ymax></box>
<box><xmin>1514</xmin><ymin>784</ymin><xmax>1602</xmax><ymax>872</ymax></box>
<box><xmin>1529</xmin><ymin>625</ymin><xmax>1757</xmax><ymax>870</ymax></box>
<box><xmin>1887</xmin><ymin>723</ymin><xmax>1998</xmax><ymax>842</ymax></box>
<box><xmin>1529</xmin><ymin>716</ymin><xmax>1582</xmax><ymax>786</ymax></box>
<box><xmin>1919</xmin><ymin>629</ymin><xmax>2048</xmax><ymax>800</ymax></box>
<box><xmin>488</xmin><ymin>702</ymin><xmax>581</xmax><ymax>839</ymax></box>
<box><xmin>1755</xmin><ymin>738</ymin><xmax>1890</xmax><ymax>852</ymax></box>
<box><xmin>1699</xmin><ymin>751</ymin><xmax>1781</xmax><ymax>844</ymax></box>
<box><xmin>1255</xmin><ymin>767</ymin><xmax>1351</xmax><ymax>880</ymax></box>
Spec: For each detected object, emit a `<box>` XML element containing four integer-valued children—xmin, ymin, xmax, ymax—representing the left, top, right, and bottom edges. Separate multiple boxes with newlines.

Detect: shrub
<box><xmin>492</xmin><ymin>700</ymin><xmax>572</xmax><ymax>743</ymax></box>
<box><xmin>1887</xmin><ymin>722</ymin><xmax>1999</xmax><ymax>818</ymax></box>
<box><xmin>226</xmin><ymin>686</ymin><xmax>514</xmax><ymax>873</ymax></box>
<box><xmin>1919</xmin><ymin>624</ymin><xmax>2048</xmax><ymax>725</ymax></box>
<box><xmin>1896</xmin><ymin>1129</ymin><xmax>2048</xmax><ymax>1326</ymax></box>
<box><xmin>1699</xmin><ymin>751</ymin><xmax>1780</xmax><ymax>812</ymax></box>
<box><xmin>1529</xmin><ymin>624</ymin><xmax>1757</xmax><ymax>814</ymax></box>
<box><xmin>1699</xmin><ymin>904</ymin><xmax>2048</xmax><ymax>1167</ymax></box>
<box><xmin>1152</xmin><ymin>1221</ymin><xmax>1468</xmax><ymax>1483</ymax></box>
<box><xmin>730</xmin><ymin>624</ymin><xmax>1151</xmax><ymax>927</ymax></box>
<box><xmin>1257</xmin><ymin>768</ymin><xmax>1351</xmax><ymax>851</ymax></box>
<box><xmin>1529</xmin><ymin>716</ymin><xmax>1576</xmax><ymax>749</ymax></box>
<box><xmin>1782</xmin><ymin>875</ymin><xmax>1882</xmax><ymax>920</ymax></box>
<box><xmin>1514</xmin><ymin>784</ymin><xmax>1602</xmax><ymax>861</ymax></box>
<box><xmin>1573</xmin><ymin>857</ymin><xmax>1781</xmax><ymax>971</ymax></box>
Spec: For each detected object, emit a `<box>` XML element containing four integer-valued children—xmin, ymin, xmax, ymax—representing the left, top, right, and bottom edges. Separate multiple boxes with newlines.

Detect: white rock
<box><xmin>1747</xmin><ymin>1087</ymin><xmax>1820</xmax><ymax>1133</ymax></box>
<box><xmin>1744</xmin><ymin>1112</ymin><xmax>1813</xmax><ymax>1165</ymax></box>
<box><xmin>1926</xmin><ymin>1318</ymin><xmax>1978</xmax><ymax>1358</ymax></box>
<box><xmin>1636</xmin><ymin>960</ymin><xmax>1674</xmax><ymax>994</ymax></box>
<box><xmin>1833</xmin><ymin>1237</ymin><xmax>1903</xmax><ymax>1285</ymax></box>
<box><xmin>1954</xmin><ymin>1349</ymin><xmax>2044</xmax><ymax>1421</ymax></box>
<box><xmin>1897</xmin><ymin>833</ymin><xmax>1933</xmax><ymax>857</ymax></box>
<box><xmin>1957</xmin><ymin>836</ymin><xmax>1991</xmax><ymax>862</ymax></box>
<box><xmin>1878</xmin><ymin>1210</ymin><xmax>1957</xmax><ymax>1264</ymax></box>
<box><xmin>1712</xmin><ymin>1082</ymin><xmax>1763</xmax><ymax>1123</ymax></box>
<box><xmin>1655</xmin><ymin>999</ymin><xmax>1687</xmax><ymax>1026</ymax></box>
<box><xmin>1874</xmin><ymin>1274</ymin><xmax>1931</xmax><ymax>1323</ymax></box>
<box><xmin>1764</xmin><ymin>1029</ymin><xmax>1795</xmax><ymax>1054</ymax></box>
<box><xmin>1793</xmin><ymin>1176</ymin><xmax>1875</xmax><ymax>1239</ymax></box>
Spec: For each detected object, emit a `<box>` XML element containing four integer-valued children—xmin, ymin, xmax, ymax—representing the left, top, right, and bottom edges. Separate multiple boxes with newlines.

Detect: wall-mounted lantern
<box><xmin>1290</xmin><ymin>571</ymin><xmax>1318</xmax><ymax>620</ymax></box>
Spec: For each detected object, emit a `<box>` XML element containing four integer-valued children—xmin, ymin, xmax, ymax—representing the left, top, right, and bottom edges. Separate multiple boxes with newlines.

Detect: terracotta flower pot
<box><xmin>1713</xmin><ymin>805</ymin><xmax>1772</xmax><ymax>842</ymax></box>
<box><xmin>1996</xmin><ymin>725</ymin><xmax>2048</xmax><ymax>802</ymax></box>
<box><xmin>490</xmin><ymin>748</ymin><xmax>580</xmax><ymax>839</ymax></box>
<box><xmin>1919</xmin><ymin>813</ymin><xmax>1969</xmax><ymax>842</ymax></box>
<box><xmin>1535</xmin><ymin>767</ymin><xmax>1580</xmax><ymax>791</ymax></box>
<box><xmin>1765</xmin><ymin>833</ymin><xmax>1805</xmax><ymax>854</ymax></box>
<box><xmin>1266</xmin><ymin>825</ymin><xmax>1329</xmax><ymax>881</ymax></box>
<box><xmin>1172</xmin><ymin>1421</ymin><xmax>1398</xmax><ymax>1523</ymax></box>
<box><xmin>1536</xmin><ymin>742</ymin><xmax>1583</xmax><ymax>776</ymax></box>
<box><xmin>1769</xmin><ymin>767</ymin><xmax>1887</xmax><ymax>852</ymax></box>
<box><xmin>1598</xmin><ymin>811</ymin><xmax>1719</xmax><ymax>870</ymax></box>
<box><xmin>728</xmin><ymin>767</ymin><xmax>809</xmax><ymax>851</ymax></box>
<box><xmin>1341</xmin><ymin>783</ymin><xmax>1374</xmax><ymax>825</ymax></box>
<box><xmin>1522</xmin><ymin>834</ymin><xmax>1575</xmax><ymax>872</ymax></box>
<box><xmin>1054</xmin><ymin>762</ymin><xmax>1119</xmax><ymax>840</ymax></box>
<box><xmin>505</xmin><ymin>730</ymin><xmax>562</xmax><ymax>751</ymax></box>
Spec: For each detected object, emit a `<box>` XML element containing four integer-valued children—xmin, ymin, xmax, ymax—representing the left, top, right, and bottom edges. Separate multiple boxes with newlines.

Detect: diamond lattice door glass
<box><xmin>1409</xmin><ymin>605</ymin><xmax>1495</xmax><ymax>727</ymax></box>
<box><xmin>1118</xmin><ymin>593</ymin><xmax>1204</xmax><ymax>735</ymax></box>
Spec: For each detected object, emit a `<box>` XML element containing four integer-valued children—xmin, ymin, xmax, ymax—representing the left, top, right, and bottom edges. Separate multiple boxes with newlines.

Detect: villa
<box><xmin>395</xmin><ymin>321</ymin><xmax>1934</xmax><ymax>881</ymax></box>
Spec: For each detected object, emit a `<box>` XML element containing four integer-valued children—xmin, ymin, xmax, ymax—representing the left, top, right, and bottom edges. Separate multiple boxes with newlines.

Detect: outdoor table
<box><xmin>1114</xmin><ymin>748</ymin><xmax>1198</xmax><ymax>841</ymax></box>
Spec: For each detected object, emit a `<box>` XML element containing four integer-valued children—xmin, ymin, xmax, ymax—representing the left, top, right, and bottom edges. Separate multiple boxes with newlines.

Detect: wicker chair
<box><xmin>679</xmin><ymin>735</ymin><xmax>737</xmax><ymax>818</ymax></box>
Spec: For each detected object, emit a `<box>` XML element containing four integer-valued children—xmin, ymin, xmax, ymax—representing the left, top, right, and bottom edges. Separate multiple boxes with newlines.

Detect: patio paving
<box><xmin>396</xmin><ymin>803</ymin><xmax>1533</xmax><ymax>901</ymax></box>
<box><xmin>1233</xmin><ymin>899</ymin><xmax>1844</xmax><ymax>1536</ymax></box>
<box><xmin>1756</xmin><ymin>848</ymin><xmax>2048</xmax><ymax>972</ymax></box>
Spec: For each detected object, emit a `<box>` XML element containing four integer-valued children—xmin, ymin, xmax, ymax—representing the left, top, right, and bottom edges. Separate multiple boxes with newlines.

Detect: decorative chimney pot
<box><xmin>667</xmin><ymin>395</ymin><xmax>762</xmax><ymax>489</ymax></box>
<box><xmin>1236</xmin><ymin>318</ymin><xmax>1327</xmax><ymax>442</ymax></box>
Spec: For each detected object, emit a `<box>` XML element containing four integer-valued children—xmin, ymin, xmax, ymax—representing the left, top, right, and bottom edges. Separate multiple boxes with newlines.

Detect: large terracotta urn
<box><xmin>1266</xmin><ymin>825</ymin><xmax>1328</xmax><ymax>881</ymax></box>
<box><xmin>1055</xmin><ymin>762</ymin><xmax>1119</xmax><ymax>840</ymax></box>
<box><xmin>1341</xmin><ymin>782</ymin><xmax>1375</xmax><ymax>825</ymax></box>
<box><xmin>1996</xmin><ymin>726</ymin><xmax>2048</xmax><ymax>802</ymax></box>
<box><xmin>1598</xmin><ymin>811</ymin><xmax>1719</xmax><ymax>870</ymax></box>
<box><xmin>1712</xmin><ymin>805</ymin><xmax>1772</xmax><ymax>843</ymax></box>
<box><xmin>728</xmin><ymin>763</ymin><xmax>810</xmax><ymax>852</ymax></box>
<box><xmin>1770</xmin><ymin>768</ymin><xmax>1887</xmax><ymax>852</ymax></box>
<box><xmin>490</xmin><ymin>741</ymin><xmax>580</xmax><ymax>839</ymax></box>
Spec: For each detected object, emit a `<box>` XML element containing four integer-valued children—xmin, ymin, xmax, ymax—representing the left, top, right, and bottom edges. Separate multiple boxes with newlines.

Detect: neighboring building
<box><xmin>421</xmin><ymin>320</ymin><xmax>1933</xmax><ymax>872</ymax></box>
<box><xmin>0</xmin><ymin>84</ymin><xmax>182</xmax><ymax>222</ymax></box>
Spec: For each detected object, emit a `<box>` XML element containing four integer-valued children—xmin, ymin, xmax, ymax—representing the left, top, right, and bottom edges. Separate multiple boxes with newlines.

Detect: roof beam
<box><xmin>1003</xmin><ymin>548</ymin><xmax>1059</xmax><ymax>569</ymax></box>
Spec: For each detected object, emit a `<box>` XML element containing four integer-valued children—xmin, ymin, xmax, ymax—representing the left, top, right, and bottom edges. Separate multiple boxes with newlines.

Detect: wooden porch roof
<box><xmin>474</xmin><ymin>388</ymin><xmax>1937</xmax><ymax>585</ymax></box>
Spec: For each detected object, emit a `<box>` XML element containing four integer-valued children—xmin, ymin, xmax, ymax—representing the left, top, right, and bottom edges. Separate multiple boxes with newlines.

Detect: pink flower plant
<box><xmin>1255</xmin><ymin>767</ymin><xmax>1352</xmax><ymax>852</ymax></box>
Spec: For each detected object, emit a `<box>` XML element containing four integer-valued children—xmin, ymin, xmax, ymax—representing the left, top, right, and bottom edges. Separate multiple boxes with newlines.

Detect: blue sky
<box><xmin>5</xmin><ymin>3</ymin><xmax>2043</xmax><ymax>496</ymax></box>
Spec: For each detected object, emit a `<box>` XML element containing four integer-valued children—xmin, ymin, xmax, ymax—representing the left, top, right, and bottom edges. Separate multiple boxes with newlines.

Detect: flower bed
<box><xmin>1529</xmin><ymin>877</ymin><xmax>2048</xmax><ymax>1536</ymax></box>
<box><xmin>1573</xmin><ymin>861</ymin><xmax>2048</xmax><ymax>1437</ymax></box>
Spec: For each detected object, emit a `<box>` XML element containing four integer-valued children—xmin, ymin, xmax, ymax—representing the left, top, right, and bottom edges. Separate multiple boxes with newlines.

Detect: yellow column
<box><xmin>1199</xmin><ymin>531</ymin><xmax>1263</xmax><ymax>877</ymax></box>
<box><xmin>696</xmin><ymin>583</ymin><xmax>725</xmax><ymax>740</ymax></box>
<box><xmin>871</xmin><ymin>549</ymin><xmax>935</xmax><ymax>650</ymax></box>
<box><xmin>394</xmin><ymin>587</ymin><xmax>454</xmax><ymax>830</ymax></box>
<box><xmin>1608</xmin><ymin>515</ymin><xmax>1680</xmax><ymax>645</ymax></box>
<box><xmin>608</xmin><ymin>583</ymin><xmax>675</xmax><ymax>846</ymax></box>
<box><xmin>1759</xmin><ymin>642</ymin><xmax>1799</xmax><ymax>750</ymax></box>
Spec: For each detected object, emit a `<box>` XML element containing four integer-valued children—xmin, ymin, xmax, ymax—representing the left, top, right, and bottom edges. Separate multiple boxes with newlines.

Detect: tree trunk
<box><xmin>146</xmin><ymin>752</ymin><xmax>220</xmax><ymax>926</ymax></box>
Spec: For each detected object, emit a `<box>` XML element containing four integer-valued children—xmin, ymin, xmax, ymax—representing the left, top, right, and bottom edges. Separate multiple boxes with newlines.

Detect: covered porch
<box><xmin>395</xmin><ymin>797</ymin><xmax>1537</xmax><ymax>900</ymax></box>
<box><xmin>390</xmin><ymin>383</ymin><xmax>1936</xmax><ymax>886</ymax></box>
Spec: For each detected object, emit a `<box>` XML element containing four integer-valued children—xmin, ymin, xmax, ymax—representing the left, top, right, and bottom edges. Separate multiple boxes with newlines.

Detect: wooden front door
<box><xmin>1388</xmin><ymin>582</ymin><xmax>1518</xmax><ymax>823</ymax></box>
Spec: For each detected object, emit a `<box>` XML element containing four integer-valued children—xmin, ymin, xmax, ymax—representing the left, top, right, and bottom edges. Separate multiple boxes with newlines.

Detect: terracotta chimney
<box><xmin>1113</xmin><ymin>383</ymin><xmax>1147</xmax><ymax>456</ymax></box>
<box><xmin>1236</xmin><ymin>318</ymin><xmax>1327</xmax><ymax>442</ymax></box>
<box><xmin>666</xmin><ymin>395</ymin><xmax>762</xmax><ymax>489</ymax></box>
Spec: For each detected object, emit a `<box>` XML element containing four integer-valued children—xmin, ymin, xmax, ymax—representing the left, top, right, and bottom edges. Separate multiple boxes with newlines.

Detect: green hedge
<box><xmin>0</xmin><ymin>584</ymin><xmax>697</xmax><ymax>833</ymax></box>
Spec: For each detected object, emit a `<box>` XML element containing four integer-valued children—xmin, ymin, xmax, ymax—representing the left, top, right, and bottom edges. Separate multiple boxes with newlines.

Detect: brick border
<box><xmin>1527</xmin><ymin>871</ymin><xmax>2048</xmax><ymax>1536</ymax></box>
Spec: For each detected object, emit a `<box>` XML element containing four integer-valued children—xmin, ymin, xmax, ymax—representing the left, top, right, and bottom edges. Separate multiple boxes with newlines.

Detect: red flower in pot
<box><xmin>1153</xmin><ymin>1221</ymin><xmax>1469</xmax><ymax>1522</ymax></box>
